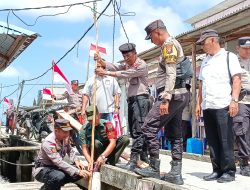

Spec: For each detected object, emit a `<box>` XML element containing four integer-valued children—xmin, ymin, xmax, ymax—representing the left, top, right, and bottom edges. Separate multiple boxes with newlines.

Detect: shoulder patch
<box><xmin>162</xmin><ymin>43</ymin><xmax>178</xmax><ymax>64</ymax></box>
<box><xmin>105</xmin><ymin>122</ymin><xmax>113</xmax><ymax>132</ymax></box>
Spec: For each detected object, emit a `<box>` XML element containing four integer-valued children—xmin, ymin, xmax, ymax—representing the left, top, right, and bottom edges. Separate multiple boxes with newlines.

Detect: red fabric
<box><xmin>113</xmin><ymin>113</ymin><xmax>123</xmax><ymax>136</ymax></box>
<box><xmin>78</xmin><ymin>115</ymin><xmax>84</xmax><ymax>125</ymax></box>
<box><xmin>105</xmin><ymin>121</ymin><xmax>117</xmax><ymax>139</ymax></box>
<box><xmin>52</xmin><ymin>61</ymin><xmax>70</xmax><ymax>84</ymax></box>
<box><xmin>42</xmin><ymin>88</ymin><xmax>52</xmax><ymax>95</ymax></box>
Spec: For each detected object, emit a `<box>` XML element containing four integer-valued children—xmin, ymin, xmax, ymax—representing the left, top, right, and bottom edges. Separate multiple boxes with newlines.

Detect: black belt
<box><xmin>127</xmin><ymin>94</ymin><xmax>149</xmax><ymax>102</ymax></box>
<box><xmin>156</xmin><ymin>87</ymin><xmax>165</xmax><ymax>95</ymax></box>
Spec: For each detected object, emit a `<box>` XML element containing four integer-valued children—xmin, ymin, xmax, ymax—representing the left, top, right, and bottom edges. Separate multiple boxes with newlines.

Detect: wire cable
<box><xmin>114</xmin><ymin>0</ymin><xmax>129</xmax><ymax>43</ymax></box>
<box><xmin>11</xmin><ymin>5</ymin><xmax>73</xmax><ymax>27</ymax></box>
<box><xmin>24</xmin><ymin>0</ymin><xmax>113</xmax><ymax>82</ymax></box>
<box><xmin>0</xmin><ymin>1</ymin><xmax>101</xmax><ymax>12</ymax></box>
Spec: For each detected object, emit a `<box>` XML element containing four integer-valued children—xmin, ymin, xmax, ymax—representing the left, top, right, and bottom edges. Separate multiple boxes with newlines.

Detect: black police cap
<box><xmin>119</xmin><ymin>43</ymin><xmax>136</xmax><ymax>54</ymax></box>
<box><xmin>144</xmin><ymin>19</ymin><xmax>166</xmax><ymax>40</ymax></box>
<box><xmin>71</xmin><ymin>80</ymin><xmax>79</xmax><ymax>85</ymax></box>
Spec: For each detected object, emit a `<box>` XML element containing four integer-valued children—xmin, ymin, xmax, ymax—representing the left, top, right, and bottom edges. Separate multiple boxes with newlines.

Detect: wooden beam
<box><xmin>6</xmin><ymin>35</ymin><xmax>25</xmax><ymax>58</ymax></box>
<box><xmin>0</xmin><ymin>52</ymin><xmax>9</xmax><ymax>61</ymax></box>
<box><xmin>0</xmin><ymin>146</ymin><xmax>39</xmax><ymax>152</ymax></box>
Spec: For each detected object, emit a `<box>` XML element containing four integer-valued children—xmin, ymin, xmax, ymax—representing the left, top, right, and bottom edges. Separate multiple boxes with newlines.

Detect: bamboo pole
<box><xmin>88</xmin><ymin>2</ymin><xmax>99</xmax><ymax>190</ymax></box>
<box><xmin>191</xmin><ymin>43</ymin><xmax>197</xmax><ymax>137</ymax></box>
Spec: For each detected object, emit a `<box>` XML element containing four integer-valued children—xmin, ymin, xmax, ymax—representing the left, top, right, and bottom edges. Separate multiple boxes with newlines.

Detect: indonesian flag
<box><xmin>89</xmin><ymin>43</ymin><xmax>107</xmax><ymax>57</ymax></box>
<box><xmin>52</xmin><ymin>61</ymin><xmax>72</xmax><ymax>93</ymax></box>
<box><xmin>43</xmin><ymin>88</ymin><xmax>52</xmax><ymax>95</ymax></box>
<box><xmin>3</xmin><ymin>97</ymin><xmax>12</xmax><ymax>107</ymax></box>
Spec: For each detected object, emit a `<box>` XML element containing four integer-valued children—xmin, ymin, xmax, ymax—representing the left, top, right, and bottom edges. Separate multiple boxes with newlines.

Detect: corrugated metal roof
<box><xmin>137</xmin><ymin>5</ymin><xmax>250</xmax><ymax>59</ymax></box>
<box><xmin>0</xmin><ymin>20</ymin><xmax>39</xmax><ymax>72</ymax></box>
<box><xmin>185</xmin><ymin>0</ymin><xmax>246</xmax><ymax>24</ymax></box>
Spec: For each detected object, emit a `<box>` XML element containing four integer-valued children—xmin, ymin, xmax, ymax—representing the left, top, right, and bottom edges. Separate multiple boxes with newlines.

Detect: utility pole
<box><xmin>16</xmin><ymin>80</ymin><xmax>25</xmax><ymax>113</ymax></box>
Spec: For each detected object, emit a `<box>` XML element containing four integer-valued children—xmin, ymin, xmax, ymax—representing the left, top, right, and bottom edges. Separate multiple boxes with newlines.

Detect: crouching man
<box><xmin>33</xmin><ymin>119</ymin><xmax>90</xmax><ymax>190</ymax></box>
<box><xmin>80</xmin><ymin>105</ymin><xmax>130</xmax><ymax>170</ymax></box>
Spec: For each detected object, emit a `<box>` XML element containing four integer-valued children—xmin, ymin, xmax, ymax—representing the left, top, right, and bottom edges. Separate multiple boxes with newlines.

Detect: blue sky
<box><xmin>0</xmin><ymin>0</ymin><xmax>224</xmax><ymax>111</ymax></box>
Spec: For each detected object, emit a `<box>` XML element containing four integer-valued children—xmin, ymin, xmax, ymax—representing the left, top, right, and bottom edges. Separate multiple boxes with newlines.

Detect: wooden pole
<box><xmin>191</xmin><ymin>43</ymin><xmax>197</xmax><ymax>137</ymax></box>
<box><xmin>88</xmin><ymin>2</ymin><xmax>99</xmax><ymax>190</ymax></box>
<box><xmin>16</xmin><ymin>80</ymin><xmax>25</xmax><ymax>113</ymax></box>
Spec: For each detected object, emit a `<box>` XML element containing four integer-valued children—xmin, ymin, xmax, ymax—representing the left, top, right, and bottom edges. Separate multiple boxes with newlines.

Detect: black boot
<box><xmin>134</xmin><ymin>158</ymin><xmax>160</xmax><ymax>179</ymax></box>
<box><xmin>119</xmin><ymin>152</ymin><xmax>138</xmax><ymax>172</ymax></box>
<box><xmin>140</xmin><ymin>151</ymin><xmax>149</xmax><ymax>163</ymax></box>
<box><xmin>161</xmin><ymin>160</ymin><xmax>184</xmax><ymax>185</ymax></box>
<box><xmin>240</xmin><ymin>159</ymin><xmax>250</xmax><ymax>176</ymax></box>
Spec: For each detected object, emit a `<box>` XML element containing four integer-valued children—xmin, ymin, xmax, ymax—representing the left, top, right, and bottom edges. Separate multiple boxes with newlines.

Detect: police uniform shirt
<box><xmin>105</xmin><ymin>58</ymin><xmax>149</xmax><ymax>97</ymax></box>
<box><xmin>199</xmin><ymin>49</ymin><xmax>242</xmax><ymax>109</ymax></box>
<box><xmin>56</xmin><ymin>90</ymin><xmax>83</xmax><ymax>108</ymax></box>
<box><xmin>82</xmin><ymin>75</ymin><xmax>121</xmax><ymax>113</ymax></box>
<box><xmin>79</xmin><ymin>119</ymin><xmax>117</xmax><ymax>146</ymax></box>
<box><xmin>238</xmin><ymin>55</ymin><xmax>250</xmax><ymax>104</ymax></box>
<box><xmin>156</xmin><ymin>36</ymin><xmax>185</xmax><ymax>100</ymax></box>
<box><xmin>33</xmin><ymin>133</ymin><xmax>79</xmax><ymax>177</ymax></box>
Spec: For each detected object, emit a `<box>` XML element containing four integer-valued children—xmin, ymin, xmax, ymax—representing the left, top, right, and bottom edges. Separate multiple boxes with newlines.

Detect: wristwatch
<box><xmin>115</xmin><ymin>105</ymin><xmax>120</xmax><ymax>109</ymax></box>
<box><xmin>231</xmin><ymin>98</ymin><xmax>239</xmax><ymax>103</ymax></box>
<box><xmin>100</xmin><ymin>154</ymin><xmax>107</xmax><ymax>162</ymax></box>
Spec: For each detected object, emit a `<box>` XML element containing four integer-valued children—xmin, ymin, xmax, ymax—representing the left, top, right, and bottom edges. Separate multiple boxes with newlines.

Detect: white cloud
<box><xmin>0</xmin><ymin>66</ymin><xmax>30</xmax><ymax>78</ymax></box>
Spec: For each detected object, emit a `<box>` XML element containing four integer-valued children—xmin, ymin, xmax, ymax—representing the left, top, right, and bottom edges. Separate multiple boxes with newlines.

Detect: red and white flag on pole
<box><xmin>42</xmin><ymin>88</ymin><xmax>52</xmax><ymax>100</ymax></box>
<box><xmin>42</xmin><ymin>88</ymin><xmax>52</xmax><ymax>95</ymax></box>
<box><xmin>3</xmin><ymin>97</ymin><xmax>12</xmax><ymax>107</ymax></box>
<box><xmin>89</xmin><ymin>43</ymin><xmax>107</xmax><ymax>57</ymax></box>
<box><xmin>52</xmin><ymin>61</ymin><xmax>72</xmax><ymax>93</ymax></box>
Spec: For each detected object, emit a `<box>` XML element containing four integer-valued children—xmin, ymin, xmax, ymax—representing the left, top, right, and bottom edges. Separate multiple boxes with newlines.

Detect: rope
<box><xmin>0</xmin><ymin>158</ymin><xmax>34</xmax><ymax>166</ymax></box>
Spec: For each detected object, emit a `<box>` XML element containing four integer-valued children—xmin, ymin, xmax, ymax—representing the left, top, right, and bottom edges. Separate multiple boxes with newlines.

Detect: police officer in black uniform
<box><xmin>95</xmin><ymin>43</ymin><xmax>151</xmax><ymax>171</ymax></box>
<box><xmin>233</xmin><ymin>37</ymin><xmax>250</xmax><ymax>176</ymax></box>
<box><xmin>134</xmin><ymin>20</ymin><xmax>192</xmax><ymax>185</ymax></box>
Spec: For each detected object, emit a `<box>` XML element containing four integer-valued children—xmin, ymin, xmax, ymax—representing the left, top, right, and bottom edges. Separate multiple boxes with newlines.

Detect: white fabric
<box><xmin>199</xmin><ymin>48</ymin><xmax>242</xmax><ymax>109</ymax></box>
<box><xmin>83</xmin><ymin>75</ymin><xmax>121</xmax><ymax>113</ymax></box>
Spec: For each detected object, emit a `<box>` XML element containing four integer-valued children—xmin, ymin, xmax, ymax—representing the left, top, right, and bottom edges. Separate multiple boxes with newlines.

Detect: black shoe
<box><xmin>217</xmin><ymin>173</ymin><xmax>235</xmax><ymax>183</ymax></box>
<box><xmin>203</xmin><ymin>172</ymin><xmax>221</xmax><ymax>181</ymax></box>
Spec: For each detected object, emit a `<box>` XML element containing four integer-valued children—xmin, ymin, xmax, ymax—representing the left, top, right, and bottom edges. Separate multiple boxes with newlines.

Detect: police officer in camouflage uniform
<box><xmin>95</xmin><ymin>43</ymin><xmax>151</xmax><ymax>171</ymax></box>
<box><xmin>233</xmin><ymin>37</ymin><xmax>250</xmax><ymax>176</ymax></box>
<box><xmin>79</xmin><ymin>105</ymin><xmax>130</xmax><ymax>170</ymax></box>
<box><xmin>134</xmin><ymin>20</ymin><xmax>191</xmax><ymax>185</ymax></box>
<box><xmin>33</xmin><ymin>119</ymin><xmax>90</xmax><ymax>190</ymax></box>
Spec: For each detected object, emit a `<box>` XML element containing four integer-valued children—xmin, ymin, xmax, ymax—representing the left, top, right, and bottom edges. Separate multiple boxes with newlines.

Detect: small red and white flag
<box><xmin>52</xmin><ymin>61</ymin><xmax>72</xmax><ymax>93</ymax></box>
<box><xmin>89</xmin><ymin>43</ymin><xmax>107</xmax><ymax>57</ymax></box>
<box><xmin>42</xmin><ymin>88</ymin><xmax>52</xmax><ymax>95</ymax></box>
<box><xmin>3</xmin><ymin>97</ymin><xmax>12</xmax><ymax>107</ymax></box>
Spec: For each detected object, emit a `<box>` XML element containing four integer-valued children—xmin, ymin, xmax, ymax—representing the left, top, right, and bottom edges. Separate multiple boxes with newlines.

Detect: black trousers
<box><xmin>136</xmin><ymin>93</ymin><xmax>189</xmax><ymax>160</ymax></box>
<box><xmin>35</xmin><ymin>167</ymin><xmax>81</xmax><ymax>190</ymax></box>
<box><xmin>232</xmin><ymin>103</ymin><xmax>250</xmax><ymax>161</ymax></box>
<box><xmin>127</xmin><ymin>96</ymin><xmax>151</xmax><ymax>154</ymax></box>
<box><xmin>203</xmin><ymin>107</ymin><xmax>236</xmax><ymax>174</ymax></box>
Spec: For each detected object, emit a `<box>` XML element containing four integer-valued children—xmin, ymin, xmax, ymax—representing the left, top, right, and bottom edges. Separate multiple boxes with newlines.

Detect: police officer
<box><xmin>233</xmin><ymin>37</ymin><xmax>250</xmax><ymax>176</ymax></box>
<box><xmin>134</xmin><ymin>20</ymin><xmax>191</xmax><ymax>185</ymax></box>
<box><xmin>52</xmin><ymin>80</ymin><xmax>83</xmax><ymax>111</ymax></box>
<box><xmin>79</xmin><ymin>105</ymin><xmax>130</xmax><ymax>170</ymax></box>
<box><xmin>95</xmin><ymin>43</ymin><xmax>151</xmax><ymax>171</ymax></box>
<box><xmin>52</xmin><ymin>80</ymin><xmax>83</xmax><ymax>154</ymax></box>
<box><xmin>33</xmin><ymin>119</ymin><xmax>90</xmax><ymax>190</ymax></box>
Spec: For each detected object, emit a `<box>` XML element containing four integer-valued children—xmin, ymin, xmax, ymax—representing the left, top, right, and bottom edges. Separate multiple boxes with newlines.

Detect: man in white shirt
<box><xmin>196</xmin><ymin>29</ymin><xmax>242</xmax><ymax>183</ymax></box>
